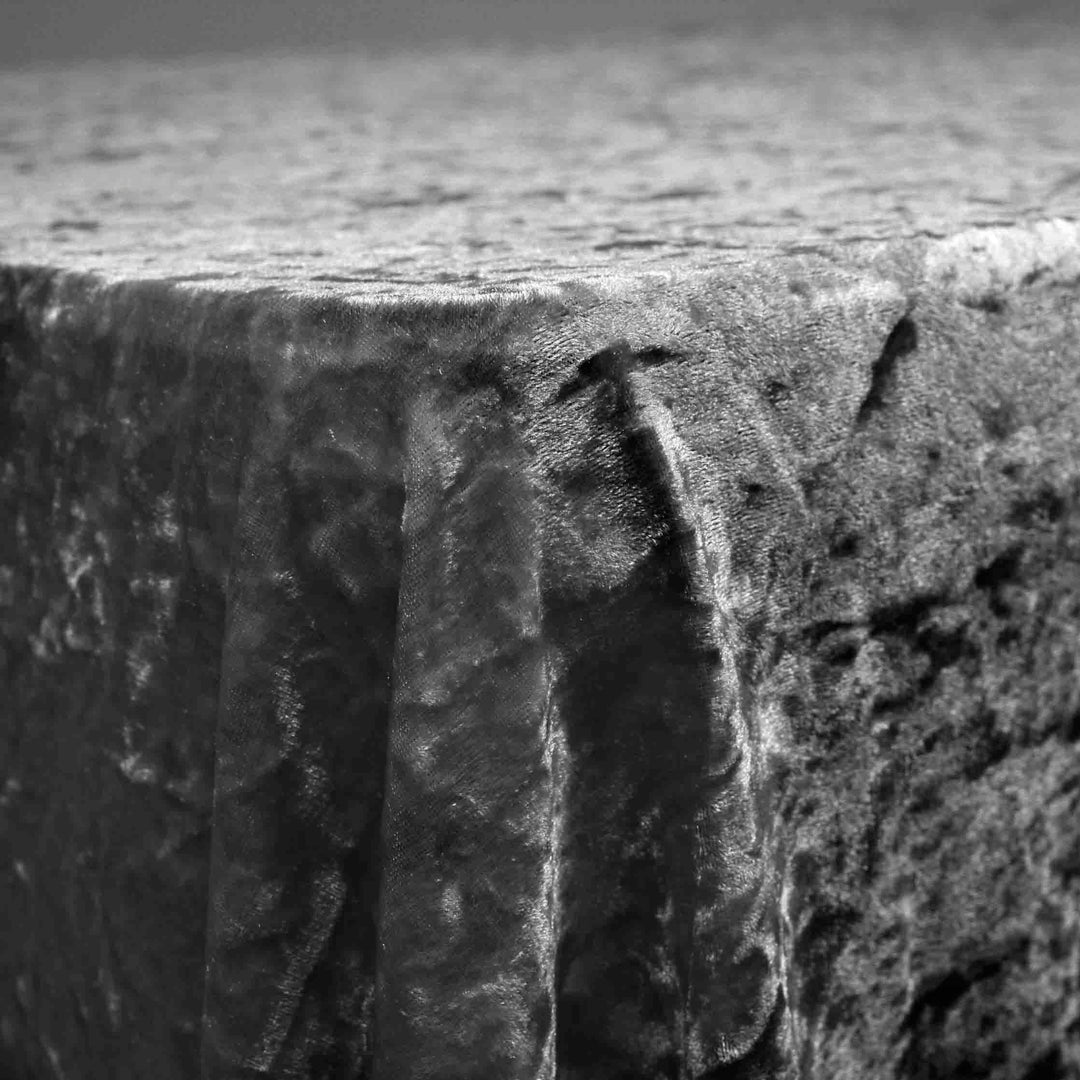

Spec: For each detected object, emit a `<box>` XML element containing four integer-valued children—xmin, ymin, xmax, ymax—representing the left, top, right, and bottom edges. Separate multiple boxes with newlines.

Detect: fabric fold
<box><xmin>202</xmin><ymin>362</ymin><xmax>405</xmax><ymax>1079</ymax></box>
<box><xmin>374</xmin><ymin>366</ymin><xmax>556</xmax><ymax>1080</ymax></box>
<box><xmin>531</xmin><ymin>342</ymin><xmax>787</xmax><ymax>1079</ymax></box>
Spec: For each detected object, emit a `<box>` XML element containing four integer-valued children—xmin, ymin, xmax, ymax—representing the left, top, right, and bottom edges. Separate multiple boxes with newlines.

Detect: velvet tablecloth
<box><xmin>4</xmin><ymin>240</ymin><xmax>1080</xmax><ymax>1079</ymax></box>
<box><xmin>4</xmin><ymin>18</ymin><xmax>1080</xmax><ymax>1076</ymax></box>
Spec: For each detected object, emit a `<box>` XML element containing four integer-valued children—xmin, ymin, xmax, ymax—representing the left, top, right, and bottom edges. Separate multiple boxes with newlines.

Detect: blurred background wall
<box><xmin>2</xmin><ymin>0</ymin><xmax>1076</xmax><ymax>67</ymax></box>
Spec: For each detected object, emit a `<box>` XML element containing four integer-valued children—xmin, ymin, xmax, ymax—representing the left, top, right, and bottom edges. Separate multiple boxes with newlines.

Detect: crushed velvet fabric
<box><xmin>2</xmin><ymin>265</ymin><xmax>825</xmax><ymax>1080</ymax></box>
<box><xmin>195</xmin><ymin>283</ymin><xmax>811</xmax><ymax>1080</ymax></box>
<box><xmin>4</xmin><ymin>253</ymin><xmax>1079</xmax><ymax>1080</ymax></box>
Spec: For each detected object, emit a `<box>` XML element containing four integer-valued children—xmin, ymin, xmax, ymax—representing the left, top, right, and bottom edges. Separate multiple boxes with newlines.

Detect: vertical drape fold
<box><xmin>203</xmin><ymin>362</ymin><xmax>404</xmax><ymax>1079</ymax></box>
<box><xmin>529</xmin><ymin>345</ymin><xmax>786</xmax><ymax>1079</ymax></box>
<box><xmin>374</xmin><ymin>368</ymin><xmax>556</xmax><ymax>1080</ymax></box>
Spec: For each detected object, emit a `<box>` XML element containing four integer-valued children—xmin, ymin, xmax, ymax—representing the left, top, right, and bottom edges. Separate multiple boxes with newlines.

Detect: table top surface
<box><xmin>2</xmin><ymin>12</ymin><xmax>1080</xmax><ymax>300</ymax></box>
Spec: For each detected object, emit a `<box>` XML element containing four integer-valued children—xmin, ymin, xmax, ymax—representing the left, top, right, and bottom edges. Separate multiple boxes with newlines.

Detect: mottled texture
<box><xmin>0</xmin><ymin>275</ymin><xmax>255</xmax><ymax>1079</ymax></box>
<box><xmin>2</xmin><ymin>18</ymin><xmax>1080</xmax><ymax>1080</ymax></box>
<box><xmin>2</xmin><ymin>17</ymin><xmax>1080</xmax><ymax>293</ymax></box>
<box><xmin>3</xmin><ymin>231</ymin><xmax>1078</xmax><ymax>1079</ymax></box>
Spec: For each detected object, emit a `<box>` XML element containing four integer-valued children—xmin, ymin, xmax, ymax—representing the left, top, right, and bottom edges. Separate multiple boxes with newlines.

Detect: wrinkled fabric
<box><xmin>1</xmin><ymin>264</ymin><xmax>911</xmax><ymax>1080</ymax></box>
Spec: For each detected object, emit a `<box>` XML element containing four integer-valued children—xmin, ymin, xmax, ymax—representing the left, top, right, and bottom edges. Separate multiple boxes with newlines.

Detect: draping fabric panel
<box><xmin>1</xmin><ymin>274</ymin><xmax>259</xmax><ymax>1080</ymax></box>
<box><xmin>1</xmin><ymin>266</ymin><xmax>911</xmax><ymax>1080</ymax></box>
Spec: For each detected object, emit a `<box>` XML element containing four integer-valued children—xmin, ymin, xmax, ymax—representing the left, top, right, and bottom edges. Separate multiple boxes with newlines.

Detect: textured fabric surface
<box><xmin>4</xmin><ymin>18</ymin><xmax>1080</xmax><ymax>294</ymax></box>
<box><xmin>5</xmin><ymin>12</ymin><xmax>1080</xmax><ymax>1077</ymax></box>
<box><xmin>3</xmin><ymin>230</ymin><xmax>1079</xmax><ymax>1078</ymax></box>
<box><xmin>193</xmin><ymin>280</ymin><xmax>810</xmax><ymax>1079</ymax></box>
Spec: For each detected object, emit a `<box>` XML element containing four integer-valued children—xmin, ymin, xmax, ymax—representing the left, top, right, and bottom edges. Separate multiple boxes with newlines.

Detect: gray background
<box><xmin>3</xmin><ymin>0</ymin><xmax>1077</xmax><ymax>66</ymax></box>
